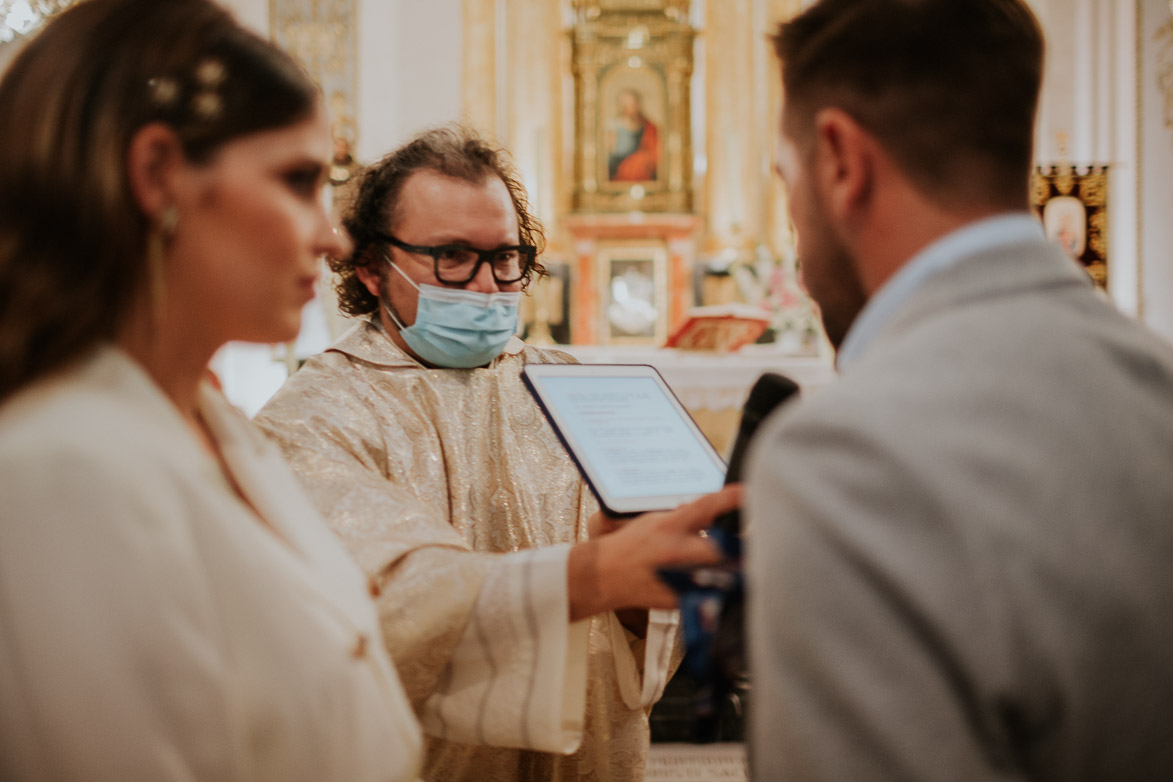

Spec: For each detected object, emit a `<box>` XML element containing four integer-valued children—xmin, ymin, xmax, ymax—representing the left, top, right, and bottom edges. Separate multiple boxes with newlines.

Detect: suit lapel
<box><xmin>197</xmin><ymin>385</ymin><xmax>374</xmax><ymax>628</ymax></box>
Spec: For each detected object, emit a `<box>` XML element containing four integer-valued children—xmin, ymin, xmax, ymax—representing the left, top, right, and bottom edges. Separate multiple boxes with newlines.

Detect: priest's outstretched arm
<box><xmin>255</xmin><ymin>369</ymin><xmax>734</xmax><ymax>754</ymax></box>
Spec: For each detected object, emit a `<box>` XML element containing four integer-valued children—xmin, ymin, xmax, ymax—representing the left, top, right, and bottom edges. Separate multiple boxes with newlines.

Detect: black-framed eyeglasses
<box><xmin>376</xmin><ymin>232</ymin><xmax>536</xmax><ymax>286</ymax></box>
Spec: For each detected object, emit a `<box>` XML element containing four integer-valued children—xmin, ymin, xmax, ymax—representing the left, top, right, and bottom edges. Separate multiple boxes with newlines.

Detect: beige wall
<box><xmin>219</xmin><ymin>0</ymin><xmax>464</xmax><ymax>162</ymax></box>
<box><xmin>1138</xmin><ymin>0</ymin><xmax>1173</xmax><ymax>340</ymax></box>
<box><xmin>354</xmin><ymin>0</ymin><xmax>463</xmax><ymax>161</ymax></box>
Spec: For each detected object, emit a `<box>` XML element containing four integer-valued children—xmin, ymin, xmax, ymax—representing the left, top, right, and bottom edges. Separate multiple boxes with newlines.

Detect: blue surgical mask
<box><xmin>383</xmin><ymin>260</ymin><xmax>521</xmax><ymax>369</ymax></box>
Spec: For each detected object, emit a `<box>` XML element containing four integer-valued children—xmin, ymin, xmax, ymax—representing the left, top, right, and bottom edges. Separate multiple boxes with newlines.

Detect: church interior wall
<box><xmin>218</xmin><ymin>0</ymin><xmax>1173</xmax><ymax>343</ymax></box>
<box><xmin>2</xmin><ymin>0</ymin><xmax>1171</xmax><ymax>417</ymax></box>
<box><xmin>353</xmin><ymin>0</ymin><xmax>463</xmax><ymax>162</ymax></box>
<box><xmin>1029</xmin><ymin>0</ymin><xmax>1142</xmax><ymax>319</ymax></box>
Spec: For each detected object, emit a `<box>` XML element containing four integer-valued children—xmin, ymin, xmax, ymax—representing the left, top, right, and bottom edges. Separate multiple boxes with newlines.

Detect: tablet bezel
<box><xmin>522</xmin><ymin>363</ymin><xmax>727</xmax><ymax>516</ymax></box>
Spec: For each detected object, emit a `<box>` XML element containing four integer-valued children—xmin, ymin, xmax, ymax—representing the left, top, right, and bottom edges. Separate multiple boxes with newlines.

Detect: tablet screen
<box><xmin>523</xmin><ymin>365</ymin><xmax>726</xmax><ymax>514</ymax></box>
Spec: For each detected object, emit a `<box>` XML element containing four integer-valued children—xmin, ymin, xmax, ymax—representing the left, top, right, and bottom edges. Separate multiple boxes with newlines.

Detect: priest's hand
<box><xmin>567</xmin><ymin>485</ymin><xmax>741</xmax><ymax>622</ymax></box>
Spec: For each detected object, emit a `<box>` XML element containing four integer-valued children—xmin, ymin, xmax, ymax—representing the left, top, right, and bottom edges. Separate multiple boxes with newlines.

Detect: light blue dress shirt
<box><xmin>836</xmin><ymin>213</ymin><xmax>1046</xmax><ymax>370</ymax></box>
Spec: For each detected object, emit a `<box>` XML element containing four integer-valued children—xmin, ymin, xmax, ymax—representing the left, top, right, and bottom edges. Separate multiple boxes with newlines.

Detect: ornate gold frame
<box><xmin>570</xmin><ymin>2</ymin><xmax>695</xmax><ymax>213</ymax></box>
<box><xmin>1031</xmin><ymin>164</ymin><xmax>1109</xmax><ymax>290</ymax></box>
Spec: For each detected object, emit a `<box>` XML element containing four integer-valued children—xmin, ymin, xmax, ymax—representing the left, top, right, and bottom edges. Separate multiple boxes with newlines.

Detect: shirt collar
<box><xmin>835</xmin><ymin>212</ymin><xmax>1045</xmax><ymax>370</ymax></box>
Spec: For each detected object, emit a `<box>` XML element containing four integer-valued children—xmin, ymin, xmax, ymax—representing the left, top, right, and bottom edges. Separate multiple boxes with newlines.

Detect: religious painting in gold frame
<box><xmin>570</xmin><ymin>2</ymin><xmax>694</xmax><ymax>213</ymax></box>
<box><xmin>596</xmin><ymin>243</ymin><xmax>670</xmax><ymax>345</ymax></box>
<box><xmin>1030</xmin><ymin>164</ymin><xmax>1109</xmax><ymax>289</ymax></box>
<box><xmin>600</xmin><ymin>67</ymin><xmax>666</xmax><ymax>188</ymax></box>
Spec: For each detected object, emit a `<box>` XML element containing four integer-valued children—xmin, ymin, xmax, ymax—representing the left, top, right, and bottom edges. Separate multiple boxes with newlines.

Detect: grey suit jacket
<box><xmin>746</xmin><ymin>238</ymin><xmax>1173</xmax><ymax>782</ymax></box>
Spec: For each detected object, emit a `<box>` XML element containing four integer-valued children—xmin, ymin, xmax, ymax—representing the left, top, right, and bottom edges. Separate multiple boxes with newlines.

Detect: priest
<box><xmin>256</xmin><ymin>125</ymin><xmax>735</xmax><ymax>782</ymax></box>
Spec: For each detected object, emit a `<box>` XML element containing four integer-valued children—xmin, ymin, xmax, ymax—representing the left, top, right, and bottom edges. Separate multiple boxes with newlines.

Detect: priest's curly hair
<box><xmin>331</xmin><ymin>125</ymin><xmax>546</xmax><ymax>317</ymax></box>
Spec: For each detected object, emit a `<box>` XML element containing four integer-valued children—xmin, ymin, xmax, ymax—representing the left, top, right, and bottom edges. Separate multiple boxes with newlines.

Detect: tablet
<box><xmin>522</xmin><ymin>363</ymin><xmax>727</xmax><ymax>516</ymax></box>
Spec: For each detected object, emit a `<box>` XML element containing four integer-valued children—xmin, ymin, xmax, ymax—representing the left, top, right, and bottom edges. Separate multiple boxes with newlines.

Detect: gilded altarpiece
<box><xmin>568</xmin><ymin>1</ymin><xmax>698</xmax><ymax>345</ymax></box>
<box><xmin>571</xmin><ymin>0</ymin><xmax>693</xmax><ymax>213</ymax></box>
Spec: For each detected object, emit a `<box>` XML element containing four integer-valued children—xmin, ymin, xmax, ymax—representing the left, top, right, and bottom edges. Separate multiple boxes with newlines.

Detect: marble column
<box><xmin>703</xmin><ymin>0</ymin><xmax>804</xmax><ymax>258</ymax></box>
<box><xmin>704</xmin><ymin>0</ymin><xmax>757</xmax><ymax>254</ymax></box>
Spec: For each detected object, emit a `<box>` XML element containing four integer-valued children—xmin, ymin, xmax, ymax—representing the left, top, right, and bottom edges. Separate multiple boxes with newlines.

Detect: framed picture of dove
<box><xmin>596</xmin><ymin>243</ymin><xmax>670</xmax><ymax>345</ymax></box>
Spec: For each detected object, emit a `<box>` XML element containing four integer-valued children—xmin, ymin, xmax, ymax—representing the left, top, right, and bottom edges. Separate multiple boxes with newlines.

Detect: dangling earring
<box><xmin>148</xmin><ymin>205</ymin><xmax>180</xmax><ymax>321</ymax></box>
<box><xmin>159</xmin><ymin>204</ymin><xmax>180</xmax><ymax>235</ymax></box>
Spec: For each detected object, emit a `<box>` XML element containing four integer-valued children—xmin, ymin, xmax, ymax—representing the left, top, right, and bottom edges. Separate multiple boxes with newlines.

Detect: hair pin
<box><xmin>147</xmin><ymin>76</ymin><xmax>179</xmax><ymax>108</ymax></box>
<box><xmin>192</xmin><ymin>91</ymin><xmax>223</xmax><ymax>121</ymax></box>
<box><xmin>195</xmin><ymin>58</ymin><xmax>227</xmax><ymax>88</ymax></box>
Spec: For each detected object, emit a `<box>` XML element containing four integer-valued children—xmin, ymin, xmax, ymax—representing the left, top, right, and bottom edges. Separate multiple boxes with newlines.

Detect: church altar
<box><xmin>560</xmin><ymin>344</ymin><xmax>835</xmax><ymax>455</ymax></box>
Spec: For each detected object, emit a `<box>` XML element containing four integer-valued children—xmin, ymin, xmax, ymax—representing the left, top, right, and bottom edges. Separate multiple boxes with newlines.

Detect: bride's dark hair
<box><xmin>0</xmin><ymin>0</ymin><xmax>318</xmax><ymax>400</ymax></box>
